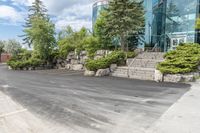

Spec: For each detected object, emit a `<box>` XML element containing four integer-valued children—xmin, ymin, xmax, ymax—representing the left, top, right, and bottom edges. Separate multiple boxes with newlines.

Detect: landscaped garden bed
<box><xmin>156</xmin><ymin>43</ymin><xmax>200</xmax><ymax>82</ymax></box>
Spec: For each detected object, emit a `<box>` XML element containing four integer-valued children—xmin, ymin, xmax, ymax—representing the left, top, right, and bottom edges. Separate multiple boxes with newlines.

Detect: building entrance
<box><xmin>169</xmin><ymin>35</ymin><xmax>187</xmax><ymax>51</ymax></box>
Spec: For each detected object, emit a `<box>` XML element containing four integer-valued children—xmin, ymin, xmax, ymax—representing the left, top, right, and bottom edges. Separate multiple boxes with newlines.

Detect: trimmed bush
<box><xmin>85</xmin><ymin>51</ymin><xmax>126</xmax><ymax>71</ymax></box>
<box><xmin>7</xmin><ymin>58</ymin><xmax>43</xmax><ymax>70</ymax></box>
<box><xmin>157</xmin><ymin>43</ymin><xmax>200</xmax><ymax>74</ymax></box>
<box><xmin>127</xmin><ymin>51</ymin><xmax>136</xmax><ymax>58</ymax></box>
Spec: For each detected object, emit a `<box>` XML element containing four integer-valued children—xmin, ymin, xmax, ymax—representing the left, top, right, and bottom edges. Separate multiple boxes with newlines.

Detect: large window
<box><xmin>165</xmin><ymin>0</ymin><xmax>198</xmax><ymax>42</ymax></box>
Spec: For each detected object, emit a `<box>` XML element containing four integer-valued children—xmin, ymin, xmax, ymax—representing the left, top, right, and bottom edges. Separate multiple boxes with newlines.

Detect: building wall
<box><xmin>0</xmin><ymin>53</ymin><xmax>11</xmax><ymax>62</ymax></box>
<box><xmin>92</xmin><ymin>0</ymin><xmax>200</xmax><ymax>52</ymax></box>
<box><xmin>92</xmin><ymin>0</ymin><xmax>108</xmax><ymax>29</ymax></box>
<box><xmin>145</xmin><ymin>0</ymin><xmax>200</xmax><ymax>52</ymax></box>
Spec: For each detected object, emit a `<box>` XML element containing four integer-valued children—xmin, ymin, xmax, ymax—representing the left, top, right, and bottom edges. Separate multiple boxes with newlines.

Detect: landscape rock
<box><xmin>182</xmin><ymin>75</ymin><xmax>195</xmax><ymax>82</ymax></box>
<box><xmin>164</xmin><ymin>74</ymin><xmax>183</xmax><ymax>83</ymax></box>
<box><xmin>57</xmin><ymin>64</ymin><xmax>64</xmax><ymax>69</ymax></box>
<box><xmin>65</xmin><ymin>64</ymin><xmax>72</xmax><ymax>70</ymax></box>
<box><xmin>8</xmin><ymin>66</ymin><xmax>12</xmax><ymax>70</ymax></box>
<box><xmin>28</xmin><ymin>67</ymin><xmax>34</xmax><ymax>70</ymax></box>
<box><xmin>71</xmin><ymin>64</ymin><xmax>83</xmax><ymax>71</ymax></box>
<box><xmin>95</xmin><ymin>68</ymin><xmax>110</xmax><ymax>77</ymax></box>
<box><xmin>67</xmin><ymin>52</ymin><xmax>76</xmax><ymax>59</ymax></box>
<box><xmin>23</xmin><ymin>67</ymin><xmax>28</xmax><ymax>71</ymax></box>
<box><xmin>154</xmin><ymin>70</ymin><xmax>163</xmax><ymax>82</ymax></box>
<box><xmin>84</xmin><ymin>70</ymin><xmax>95</xmax><ymax>76</ymax></box>
<box><xmin>35</xmin><ymin>67</ymin><xmax>44</xmax><ymax>70</ymax></box>
<box><xmin>110</xmin><ymin>64</ymin><xmax>117</xmax><ymax>72</ymax></box>
<box><xmin>70</xmin><ymin>59</ymin><xmax>79</xmax><ymax>65</ymax></box>
<box><xmin>80</xmin><ymin>51</ymin><xmax>87</xmax><ymax>56</ymax></box>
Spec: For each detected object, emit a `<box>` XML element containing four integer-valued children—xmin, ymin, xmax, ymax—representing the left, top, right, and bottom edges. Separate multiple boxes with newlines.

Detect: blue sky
<box><xmin>0</xmin><ymin>0</ymin><xmax>93</xmax><ymax>42</ymax></box>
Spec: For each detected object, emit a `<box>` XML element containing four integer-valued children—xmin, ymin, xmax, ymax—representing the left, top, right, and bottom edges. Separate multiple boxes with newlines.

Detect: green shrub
<box><xmin>157</xmin><ymin>43</ymin><xmax>200</xmax><ymax>74</ymax></box>
<box><xmin>85</xmin><ymin>51</ymin><xmax>126</xmax><ymax>71</ymax></box>
<box><xmin>126</xmin><ymin>51</ymin><xmax>136</xmax><ymax>58</ymax></box>
<box><xmin>7</xmin><ymin>57</ymin><xmax>43</xmax><ymax>70</ymax></box>
<box><xmin>82</xmin><ymin>36</ymin><xmax>101</xmax><ymax>59</ymax></box>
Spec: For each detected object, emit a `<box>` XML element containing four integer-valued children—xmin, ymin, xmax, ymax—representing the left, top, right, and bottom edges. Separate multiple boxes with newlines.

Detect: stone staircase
<box><xmin>111</xmin><ymin>52</ymin><xmax>164</xmax><ymax>81</ymax></box>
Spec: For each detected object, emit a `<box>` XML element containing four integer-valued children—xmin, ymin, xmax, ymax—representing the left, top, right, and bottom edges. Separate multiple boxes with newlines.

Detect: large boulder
<box><xmin>65</xmin><ymin>64</ymin><xmax>72</xmax><ymax>70</ymax></box>
<box><xmin>70</xmin><ymin>59</ymin><xmax>79</xmax><ymax>65</ymax></box>
<box><xmin>79</xmin><ymin>56</ymin><xmax>88</xmax><ymax>64</ymax></box>
<box><xmin>67</xmin><ymin>52</ymin><xmax>76</xmax><ymax>60</ymax></box>
<box><xmin>95</xmin><ymin>68</ymin><xmax>110</xmax><ymax>77</ymax></box>
<box><xmin>110</xmin><ymin>64</ymin><xmax>117</xmax><ymax>72</ymax></box>
<box><xmin>71</xmin><ymin>64</ymin><xmax>84</xmax><ymax>71</ymax></box>
<box><xmin>80</xmin><ymin>51</ymin><xmax>87</xmax><ymax>56</ymax></box>
<box><xmin>84</xmin><ymin>70</ymin><xmax>95</xmax><ymax>76</ymax></box>
<box><xmin>154</xmin><ymin>70</ymin><xmax>163</xmax><ymax>82</ymax></box>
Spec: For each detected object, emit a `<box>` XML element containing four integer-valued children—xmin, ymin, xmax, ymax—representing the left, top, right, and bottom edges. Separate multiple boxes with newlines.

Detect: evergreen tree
<box><xmin>94</xmin><ymin>11</ymin><xmax>113</xmax><ymax>50</ymax></box>
<box><xmin>22</xmin><ymin>0</ymin><xmax>56</xmax><ymax>61</ymax></box>
<box><xmin>104</xmin><ymin>0</ymin><xmax>144</xmax><ymax>51</ymax></box>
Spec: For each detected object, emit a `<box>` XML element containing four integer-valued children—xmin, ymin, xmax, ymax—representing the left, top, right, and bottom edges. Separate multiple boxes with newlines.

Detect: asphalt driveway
<box><xmin>0</xmin><ymin>64</ymin><xmax>190</xmax><ymax>133</ymax></box>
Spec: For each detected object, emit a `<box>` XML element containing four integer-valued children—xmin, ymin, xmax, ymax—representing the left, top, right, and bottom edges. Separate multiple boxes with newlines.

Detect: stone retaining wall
<box><xmin>155</xmin><ymin>70</ymin><xmax>200</xmax><ymax>83</ymax></box>
<box><xmin>56</xmin><ymin>50</ymin><xmax>111</xmax><ymax>71</ymax></box>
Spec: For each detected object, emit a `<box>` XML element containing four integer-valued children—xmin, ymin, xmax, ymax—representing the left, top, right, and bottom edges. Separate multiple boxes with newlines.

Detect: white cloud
<box><xmin>55</xmin><ymin>3</ymin><xmax>92</xmax><ymax>30</ymax></box>
<box><xmin>55</xmin><ymin>19</ymin><xmax>92</xmax><ymax>31</ymax></box>
<box><xmin>5</xmin><ymin>0</ymin><xmax>94</xmax><ymax>30</ymax></box>
<box><xmin>11</xmin><ymin>0</ymin><xmax>34</xmax><ymax>6</ymax></box>
<box><xmin>0</xmin><ymin>5</ymin><xmax>23</xmax><ymax>24</ymax></box>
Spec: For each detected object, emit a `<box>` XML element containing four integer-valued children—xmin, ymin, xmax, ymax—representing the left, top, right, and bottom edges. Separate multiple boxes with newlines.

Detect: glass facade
<box><xmin>92</xmin><ymin>0</ymin><xmax>108</xmax><ymax>29</ymax></box>
<box><xmin>145</xmin><ymin>0</ymin><xmax>200</xmax><ymax>52</ymax></box>
<box><xmin>92</xmin><ymin>0</ymin><xmax>200</xmax><ymax>52</ymax></box>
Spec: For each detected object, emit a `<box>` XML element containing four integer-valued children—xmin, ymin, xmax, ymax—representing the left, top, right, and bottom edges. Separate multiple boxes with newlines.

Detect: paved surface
<box><xmin>0</xmin><ymin>64</ymin><xmax>190</xmax><ymax>133</ymax></box>
<box><xmin>147</xmin><ymin>80</ymin><xmax>200</xmax><ymax>133</ymax></box>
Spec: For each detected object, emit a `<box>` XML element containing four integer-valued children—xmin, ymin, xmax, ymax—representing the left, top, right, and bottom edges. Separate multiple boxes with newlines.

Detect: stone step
<box><xmin>111</xmin><ymin>52</ymin><xmax>164</xmax><ymax>81</ymax></box>
<box><xmin>128</xmin><ymin>59</ymin><xmax>163</xmax><ymax>68</ymax></box>
<box><xmin>136</xmin><ymin>52</ymin><xmax>164</xmax><ymax>60</ymax></box>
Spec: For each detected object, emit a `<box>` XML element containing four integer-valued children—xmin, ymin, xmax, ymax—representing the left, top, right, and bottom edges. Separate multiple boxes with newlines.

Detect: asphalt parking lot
<box><xmin>0</xmin><ymin>64</ymin><xmax>190</xmax><ymax>133</ymax></box>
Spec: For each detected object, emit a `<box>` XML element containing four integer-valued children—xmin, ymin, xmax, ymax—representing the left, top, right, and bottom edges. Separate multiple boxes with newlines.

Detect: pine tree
<box><xmin>94</xmin><ymin>11</ymin><xmax>113</xmax><ymax>50</ymax></box>
<box><xmin>22</xmin><ymin>0</ymin><xmax>56</xmax><ymax>61</ymax></box>
<box><xmin>104</xmin><ymin>0</ymin><xmax>144</xmax><ymax>51</ymax></box>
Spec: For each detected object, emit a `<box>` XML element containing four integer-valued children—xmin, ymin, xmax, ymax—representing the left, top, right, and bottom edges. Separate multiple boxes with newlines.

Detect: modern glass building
<box><xmin>145</xmin><ymin>0</ymin><xmax>200</xmax><ymax>51</ymax></box>
<box><xmin>92</xmin><ymin>0</ymin><xmax>108</xmax><ymax>29</ymax></box>
<box><xmin>92</xmin><ymin>0</ymin><xmax>200</xmax><ymax>52</ymax></box>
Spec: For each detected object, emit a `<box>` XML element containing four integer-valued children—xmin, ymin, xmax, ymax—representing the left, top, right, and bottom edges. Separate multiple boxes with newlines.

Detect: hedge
<box><xmin>157</xmin><ymin>43</ymin><xmax>200</xmax><ymax>74</ymax></box>
<box><xmin>7</xmin><ymin>58</ymin><xmax>43</xmax><ymax>70</ymax></box>
<box><xmin>85</xmin><ymin>51</ymin><xmax>126</xmax><ymax>71</ymax></box>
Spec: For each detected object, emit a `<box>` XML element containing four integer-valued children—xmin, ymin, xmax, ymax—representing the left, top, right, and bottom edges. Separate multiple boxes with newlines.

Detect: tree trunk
<box><xmin>120</xmin><ymin>35</ymin><xmax>126</xmax><ymax>51</ymax></box>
